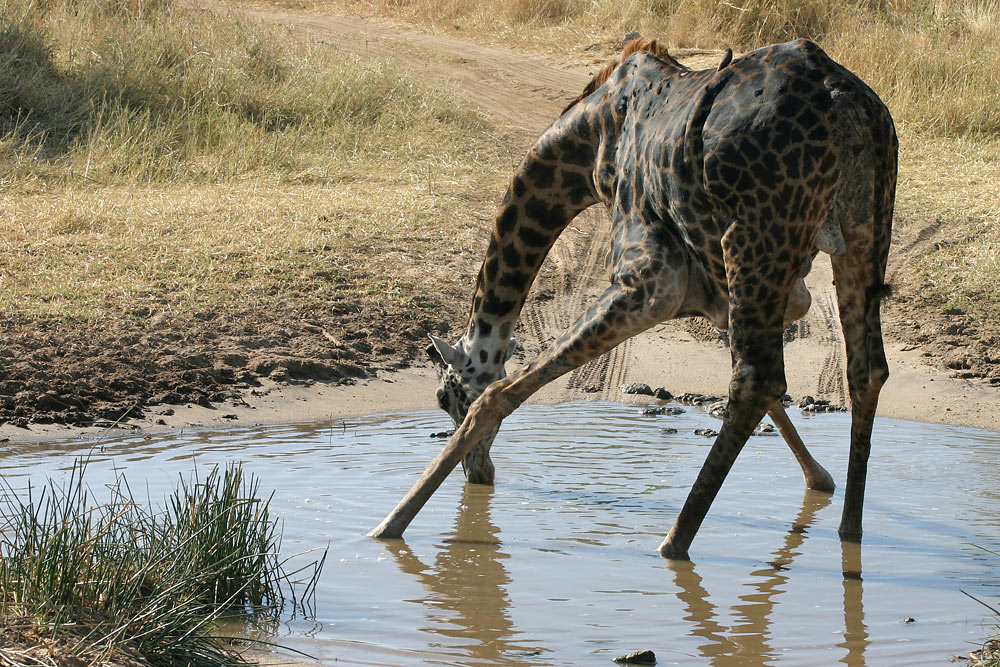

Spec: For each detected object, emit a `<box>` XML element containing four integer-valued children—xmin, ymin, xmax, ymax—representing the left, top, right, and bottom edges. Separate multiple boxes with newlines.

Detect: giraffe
<box><xmin>370</xmin><ymin>37</ymin><xmax>897</xmax><ymax>560</ymax></box>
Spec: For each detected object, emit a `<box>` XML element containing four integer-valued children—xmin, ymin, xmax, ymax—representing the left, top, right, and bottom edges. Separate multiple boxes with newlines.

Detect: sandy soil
<box><xmin>3</xmin><ymin>3</ymin><xmax>999</xmax><ymax>448</ymax></box>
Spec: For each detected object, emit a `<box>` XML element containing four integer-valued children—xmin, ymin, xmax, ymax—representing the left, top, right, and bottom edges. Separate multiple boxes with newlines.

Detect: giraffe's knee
<box><xmin>848</xmin><ymin>353</ymin><xmax>888</xmax><ymax>405</ymax></box>
<box><xmin>729</xmin><ymin>359</ymin><xmax>787</xmax><ymax>409</ymax></box>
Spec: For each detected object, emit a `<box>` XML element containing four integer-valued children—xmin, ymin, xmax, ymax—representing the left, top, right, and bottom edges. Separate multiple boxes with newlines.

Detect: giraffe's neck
<box><xmin>458</xmin><ymin>120</ymin><xmax>601</xmax><ymax>386</ymax></box>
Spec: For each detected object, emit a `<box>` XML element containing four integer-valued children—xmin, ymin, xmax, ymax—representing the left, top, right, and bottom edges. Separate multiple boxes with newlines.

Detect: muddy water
<box><xmin>2</xmin><ymin>402</ymin><xmax>998</xmax><ymax>666</ymax></box>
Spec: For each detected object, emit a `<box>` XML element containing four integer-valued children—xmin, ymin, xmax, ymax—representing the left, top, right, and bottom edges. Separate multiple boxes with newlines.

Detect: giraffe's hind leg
<box><xmin>658</xmin><ymin>329</ymin><xmax>783</xmax><ymax>560</ymax></box>
<box><xmin>658</xmin><ymin>218</ymin><xmax>809</xmax><ymax>560</ymax></box>
<box><xmin>831</xmin><ymin>253</ymin><xmax>889</xmax><ymax>542</ymax></box>
<box><xmin>769</xmin><ymin>404</ymin><xmax>836</xmax><ymax>492</ymax></box>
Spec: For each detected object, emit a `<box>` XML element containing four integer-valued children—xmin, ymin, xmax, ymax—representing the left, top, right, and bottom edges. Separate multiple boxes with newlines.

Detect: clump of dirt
<box><xmin>0</xmin><ymin>299</ymin><xmax>460</xmax><ymax>429</ymax></box>
<box><xmin>883</xmin><ymin>292</ymin><xmax>1000</xmax><ymax>385</ymax></box>
<box><xmin>883</xmin><ymin>213</ymin><xmax>1000</xmax><ymax>386</ymax></box>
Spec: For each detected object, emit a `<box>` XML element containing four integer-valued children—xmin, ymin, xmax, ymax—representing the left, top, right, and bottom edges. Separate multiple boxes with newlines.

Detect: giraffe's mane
<box><xmin>562</xmin><ymin>37</ymin><xmax>685</xmax><ymax>114</ymax></box>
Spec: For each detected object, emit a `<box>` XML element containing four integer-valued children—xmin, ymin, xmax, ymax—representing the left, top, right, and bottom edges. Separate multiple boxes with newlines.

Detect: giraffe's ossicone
<box><xmin>383</xmin><ymin>37</ymin><xmax>896</xmax><ymax>560</ymax></box>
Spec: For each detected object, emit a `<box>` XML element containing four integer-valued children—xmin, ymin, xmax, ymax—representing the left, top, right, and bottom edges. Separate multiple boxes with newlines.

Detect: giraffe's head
<box><xmin>426</xmin><ymin>334</ymin><xmax>516</xmax><ymax>484</ymax></box>
<box><xmin>425</xmin><ymin>334</ymin><xmax>516</xmax><ymax>427</ymax></box>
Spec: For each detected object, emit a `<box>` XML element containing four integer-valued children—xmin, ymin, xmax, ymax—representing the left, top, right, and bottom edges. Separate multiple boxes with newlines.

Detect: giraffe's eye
<box><xmin>436</xmin><ymin>387</ymin><xmax>450</xmax><ymax>411</ymax></box>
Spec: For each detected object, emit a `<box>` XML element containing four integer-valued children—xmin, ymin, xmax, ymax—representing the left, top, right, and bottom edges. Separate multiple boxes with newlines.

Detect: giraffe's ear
<box><xmin>428</xmin><ymin>335</ymin><xmax>460</xmax><ymax>369</ymax></box>
<box><xmin>505</xmin><ymin>338</ymin><xmax>517</xmax><ymax>362</ymax></box>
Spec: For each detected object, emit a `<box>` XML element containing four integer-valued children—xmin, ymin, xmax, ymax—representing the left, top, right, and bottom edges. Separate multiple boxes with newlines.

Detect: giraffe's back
<box><xmin>602</xmin><ymin>39</ymin><xmax>896</xmax><ymax>320</ymax></box>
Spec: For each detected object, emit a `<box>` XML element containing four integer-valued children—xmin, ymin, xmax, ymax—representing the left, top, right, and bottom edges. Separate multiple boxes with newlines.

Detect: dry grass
<box><xmin>0</xmin><ymin>0</ymin><xmax>490</xmax><ymax>184</ymax></box>
<box><xmin>3</xmin><ymin>0</ymin><xmax>999</xmax><ymax>330</ymax></box>
<box><xmin>0</xmin><ymin>175</ymin><xmax>503</xmax><ymax>325</ymax></box>
<box><xmin>0</xmin><ymin>0</ymin><xmax>509</xmax><ymax>326</ymax></box>
<box><xmin>295</xmin><ymin>0</ymin><xmax>1000</xmax><ymax>136</ymax></box>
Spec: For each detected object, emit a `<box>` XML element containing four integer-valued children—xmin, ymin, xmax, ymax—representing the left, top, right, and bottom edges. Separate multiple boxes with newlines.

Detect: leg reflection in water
<box><xmin>668</xmin><ymin>490</ymin><xmax>869</xmax><ymax>666</ymax></box>
<box><xmin>839</xmin><ymin>540</ymin><xmax>870</xmax><ymax>666</ymax></box>
<box><xmin>383</xmin><ymin>484</ymin><xmax>545</xmax><ymax>665</ymax></box>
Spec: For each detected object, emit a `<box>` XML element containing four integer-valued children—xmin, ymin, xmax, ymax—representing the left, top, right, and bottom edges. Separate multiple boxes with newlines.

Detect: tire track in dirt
<box><xmin>224</xmin><ymin>3</ymin><xmax>848</xmax><ymax>404</ymax></box>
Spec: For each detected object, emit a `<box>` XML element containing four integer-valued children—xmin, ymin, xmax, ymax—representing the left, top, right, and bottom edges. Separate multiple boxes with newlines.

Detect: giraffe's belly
<box><xmin>686</xmin><ymin>277</ymin><xmax>811</xmax><ymax>332</ymax></box>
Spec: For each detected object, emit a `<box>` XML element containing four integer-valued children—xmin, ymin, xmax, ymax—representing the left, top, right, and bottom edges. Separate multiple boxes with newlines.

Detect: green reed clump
<box><xmin>0</xmin><ymin>459</ymin><xmax>323</xmax><ymax>666</ymax></box>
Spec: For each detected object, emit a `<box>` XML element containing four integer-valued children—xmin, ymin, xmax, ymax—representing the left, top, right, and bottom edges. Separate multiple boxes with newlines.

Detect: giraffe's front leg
<box><xmin>368</xmin><ymin>387</ymin><xmax>513</xmax><ymax>539</ymax></box>
<box><xmin>370</xmin><ymin>229</ymin><xmax>689</xmax><ymax>540</ymax></box>
<box><xmin>659</xmin><ymin>220</ymin><xmax>795</xmax><ymax>560</ymax></box>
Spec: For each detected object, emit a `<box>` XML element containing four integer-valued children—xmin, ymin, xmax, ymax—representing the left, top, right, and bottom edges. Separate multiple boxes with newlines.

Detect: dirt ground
<box><xmin>2</xmin><ymin>3</ymin><xmax>999</xmax><ymax>442</ymax></box>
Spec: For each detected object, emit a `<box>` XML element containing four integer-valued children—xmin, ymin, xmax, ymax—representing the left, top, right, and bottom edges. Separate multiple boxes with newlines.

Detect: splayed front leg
<box><xmin>368</xmin><ymin>396</ymin><xmax>507</xmax><ymax>539</ymax></box>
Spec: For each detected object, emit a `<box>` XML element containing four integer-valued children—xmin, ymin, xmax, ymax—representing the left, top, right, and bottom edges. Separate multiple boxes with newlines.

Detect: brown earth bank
<box><xmin>0</xmin><ymin>296</ymin><xmax>461</xmax><ymax>430</ymax></box>
<box><xmin>2</xmin><ymin>4</ymin><xmax>999</xmax><ymax>438</ymax></box>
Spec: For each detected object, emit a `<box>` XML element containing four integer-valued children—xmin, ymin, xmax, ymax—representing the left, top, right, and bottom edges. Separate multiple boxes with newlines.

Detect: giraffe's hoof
<box><xmin>806</xmin><ymin>466</ymin><xmax>836</xmax><ymax>493</ymax></box>
<box><xmin>657</xmin><ymin>542</ymin><xmax>690</xmax><ymax>561</ymax></box>
<box><xmin>463</xmin><ymin>465</ymin><xmax>495</xmax><ymax>485</ymax></box>
<box><xmin>466</xmin><ymin>475</ymin><xmax>495</xmax><ymax>486</ymax></box>
<box><xmin>461</xmin><ymin>453</ymin><xmax>495</xmax><ymax>485</ymax></box>
<box><xmin>838</xmin><ymin>527</ymin><xmax>863</xmax><ymax>543</ymax></box>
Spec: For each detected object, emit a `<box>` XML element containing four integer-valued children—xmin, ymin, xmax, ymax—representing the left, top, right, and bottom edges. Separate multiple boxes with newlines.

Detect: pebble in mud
<box><xmin>613</xmin><ymin>649</ymin><xmax>656</xmax><ymax>665</ymax></box>
<box><xmin>706</xmin><ymin>400</ymin><xmax>728</xmax><ymax>419</ymax></box>
<box><xmin>674</xmin><ymin>392</ymin><xmax>725</xmax><ymax>406</ymax></box>
<box><xmin>752</xmin><ymin>422</ymin><xmax>778</xmax><ymax>436</ymax></box>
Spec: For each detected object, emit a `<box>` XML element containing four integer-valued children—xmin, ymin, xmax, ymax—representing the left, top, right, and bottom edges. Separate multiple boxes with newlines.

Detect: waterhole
<box><xmin>2</xmin><ymin>402</ymin><xmax>998</xmax><ymax>666</ymax></box>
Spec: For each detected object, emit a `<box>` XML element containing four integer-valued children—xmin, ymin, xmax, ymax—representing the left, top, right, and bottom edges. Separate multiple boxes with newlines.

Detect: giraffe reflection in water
<box><xmin>669</xmin><ymin>490</ymin><xmax>869</xmax><ymax>665</ymax></box>
<box><xmin>385</xmin><ymin>484</ymin><xmax>871</xmax><ymax>666</ymax></box>
<box><xmin>385</xmin><ymin>484</ymin><xmax>546</xmax><ymax>665</ymax></box>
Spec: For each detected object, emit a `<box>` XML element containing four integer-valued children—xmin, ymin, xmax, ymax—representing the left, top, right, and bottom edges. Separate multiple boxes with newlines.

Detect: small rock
<box><xmin>903</xmin><ymin>617</ymin><xmax>916</xmax><ymax>624</ymax></box>
<box><xmin>582</xmin><ymin>385</ymin><xmax>601</xmax><ymax>393</ymax></box>
<box><xmin>641</xmin><ymin>406</ymin><xmax>684</xmax><ymax>416</ymax></box>
<box><xmin>800</xmin><ymin>398</ymin><xmax>848</xmax><ymax>413</ymax></box>
<box><xmin>613</xmin><ymin>649</ymin><xmax>656</xmax><ymax>665</ymax></box>
<box><xmin>429</xmin><ymin>430</ymin><xmax>454</xmax><ymax>439</ymax></box>
<box><xmin>694</xmin><ymin>428</ymin><xmax>718</xmax><ymax>437</ymax></box>
<box><xmin>706</xmin><ymin>400</ymin><xmax>728</xmax><ymax>419</ymax></box>
<box><xmin>160</xmin><ymin>408</ymin><xmax>175</xmax><ymax>416</ymax></box>
<box><xmin>798</xmin><ymin>395</ymin><xmax>816</xmax><ymax>408</ymax></box>
<box><xmin>621</xmin><ymin>383</ymin><xmax>654</xmax><ymax>396</ymax></box>
<box><xmin>652</xmin><ymin>387</ymin><xmax>672</xmax><ymax>400</ymax></box>
<box><xmin>675</xmin><ymin>392</ymin><xmax>724</xmax><ymax>406</ymax></box>
<box><xmin>618</xmin><ymin>31</ymin><xmax>643</xmax><ymax>48</ymax></box>
<box><xmin>753</xmin><ymin>423</ymin><xmax>778</xmax><ymax>436</ymax></box>
<box><xmin>660</xmin><ymin>427</ymin><xmax>678</xmax><ymax>435</ymax></box>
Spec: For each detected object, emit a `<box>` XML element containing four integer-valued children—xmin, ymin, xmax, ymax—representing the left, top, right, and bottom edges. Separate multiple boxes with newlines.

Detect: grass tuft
<box><xmin>0</xmin><ymin>459</ymin><xmax>324</xmax><ymax>665</ymax></box>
